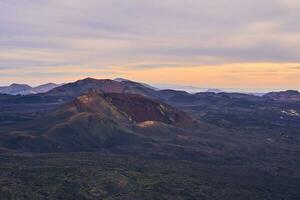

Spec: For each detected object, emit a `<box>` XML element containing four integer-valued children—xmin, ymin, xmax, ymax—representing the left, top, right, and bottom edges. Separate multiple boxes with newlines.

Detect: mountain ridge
<box><xmin>263</xmin><ymin>90</ymin><xmax>300</xmax><ymax>101</ymax></box>
<box><xmin>0</xmin><ymin>82</ymin><xmax>63</xmax><ymax>95</ymax></box>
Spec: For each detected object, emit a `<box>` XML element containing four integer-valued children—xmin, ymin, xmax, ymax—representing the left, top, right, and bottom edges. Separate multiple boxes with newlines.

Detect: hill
<box><xmin>0</xmin><ymin>91</ymin><xmax>196</xmax><ymax>153</ymax></box>
<box><xmin>263</xmin><ymin>90</ymin><xmax>300</xmax><ymax>101</ymax></box>
<box><xmin>0</xmin><ymin>83</ymin><xmax>63</xmax><ymax>95</ymax></box>
<box><xmin>0</xmin><ymin>83</ymin><xmax>34</xmax><ymax>95</ymax></box>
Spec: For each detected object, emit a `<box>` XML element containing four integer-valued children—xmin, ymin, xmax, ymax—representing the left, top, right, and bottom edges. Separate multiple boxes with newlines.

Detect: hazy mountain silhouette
<box><xmin>0</xmin><ymin>83</ymin><xmax>63</xmax><ymax>95</ymax></box>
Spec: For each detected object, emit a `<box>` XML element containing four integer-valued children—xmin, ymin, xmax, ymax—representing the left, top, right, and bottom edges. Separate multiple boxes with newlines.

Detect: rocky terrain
<box><xmin>0</xmin><ymin>78</ymin><xmax>299</xmax><ymax>199</ymax></box>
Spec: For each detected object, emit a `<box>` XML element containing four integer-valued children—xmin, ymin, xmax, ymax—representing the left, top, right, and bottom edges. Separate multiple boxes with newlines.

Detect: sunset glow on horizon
<box><xmin>1</xmin><ymin>0</ymin><xmax>300</xmax><ymax>92</ymax></box>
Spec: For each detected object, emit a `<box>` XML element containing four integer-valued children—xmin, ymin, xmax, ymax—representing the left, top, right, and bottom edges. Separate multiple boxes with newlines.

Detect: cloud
<box><xmin>0</xmin><ymin>0</ymin><xmax>300</xmax><ymax>86</ymax></box>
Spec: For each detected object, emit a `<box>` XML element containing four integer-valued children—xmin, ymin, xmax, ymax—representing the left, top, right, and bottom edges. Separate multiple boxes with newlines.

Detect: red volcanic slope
<box><xmin>61</xmin><ymin>91</ymin><xmax>195</xmax><ymax>127</ymax></box>
<box><xmin>102</xmin><ymin>93</ymin><xmax>195</xmax><ymax>126</ymax></box>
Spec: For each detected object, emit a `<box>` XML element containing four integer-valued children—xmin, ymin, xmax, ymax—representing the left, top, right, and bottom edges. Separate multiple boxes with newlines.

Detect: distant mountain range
<box><xmin>0</xmin><ymin>83</ymin><xmax>64</xmax><ymax>95</ymax></box>
<box><xmin>205</xmin><ymin>88</ymin><xmax>224</xmax><ymax>93</ymax></box>
<box><xmin>114</xmin><ymin>78</ymin><xmax>158</xmax><ymax>90</ymax></box>
<box><xmin>1</xmin><ymin>77</ymin><xmax>299</xmax><ymax>101</ymax></box>
<box><xmin>1</xmin><ymin>78</ymin><xmax>299</xmax><ymax>102</ymax></box>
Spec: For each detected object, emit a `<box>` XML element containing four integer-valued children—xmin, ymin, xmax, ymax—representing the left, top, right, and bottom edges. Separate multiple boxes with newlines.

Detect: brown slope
<box><xmin>101</xmin><ymin>92</ymin><xmax>195</xmax><ymax>127</ymax></box>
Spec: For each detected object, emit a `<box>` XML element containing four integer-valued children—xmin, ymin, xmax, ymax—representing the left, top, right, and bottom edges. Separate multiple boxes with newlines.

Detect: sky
<box><xmin>0</xmin><ymin>0</ymin><xmax>300</xmax><ymax>92</ymax></box>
